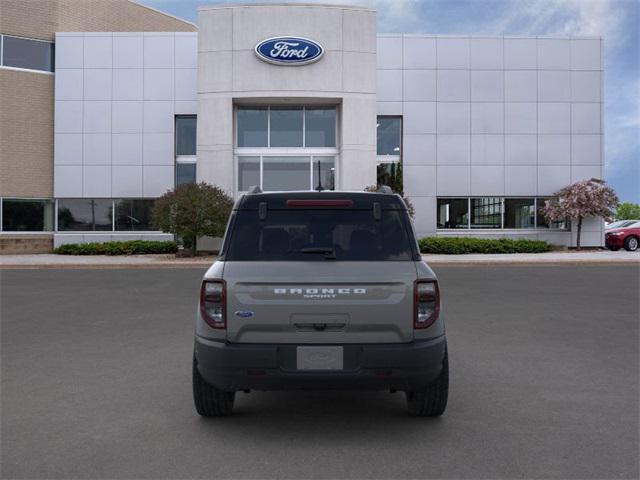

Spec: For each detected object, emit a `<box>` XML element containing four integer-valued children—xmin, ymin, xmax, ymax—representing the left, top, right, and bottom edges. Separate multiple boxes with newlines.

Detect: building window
<box><xmin>504</xmin><ymin>198</ymin><xmax>535</xmax><ymax>229</ymax></box>
<box><xmin>305</xmin><ymin>107</ymin><xmax>337</xmax><ymax>147</ymax></box>
<box><xmin>176</xmin><ymin>163</ymin><xmax>196</xmax><ymax>187</ymax></box>
<box><xmin>236</xmin><ymin>106</ymin><xmax>337</xmax><ymax>148</ymax></box>
<box><xmin>1</xmin><ymin>35</ymin><xmax>54</xmax><ymax>73</ymax></box>
<box><xmin>536</xmin><ymin>198</ymin><xmax>569</xmax><ymax>229</ymax></box>
<box><xmin>437</xmin><ymin>198</ymin><xmax>469</xmax><ymax>229</ymax></box>
<box><xmin>175</xmin><ymin>115</ymin><xmax>196</xmax><ymax>186</ymax></box>
<box><xmin>471</xmin><ymin>197</ymin><xmax>502</xmax><ymax>229</ymax></box>
<box><xmin>114</xmin><ymin>199</ymin><xmax>155</xmax><ymax>231</ymax></box>
<box><xmin>377</xmin><ymin>117</ymin><xmax>402</xmax><ymax>157</ymax></box>
<box><xmin>376</xmin><ymin>117</ymin><xmax>402</xmax><ymax>191</ymax></box>
<box><xmin>57</xmin><ymin>199</ymin><xmax>112</xmax><ymax>231</ymax></box>
<box><xmin>238</xmin><ymin>156</ymin><xmax>335</xmax><ymax>192</ymax></box>
<box><xmin>1</xmin><ymin>198</ymin><xmax>54</xmax><ymax>231</ymax></box>
<box><xmin>436</xmin><ymin>197</ymin><xmax>569</xmax><ymax>230</ymax></box>
<box><xmin>235</xmin><ymin>106</ymin><xmax>337</xmax><ymax>192</ymax></box>
<box><xmin>237</xmin><ymin>107</ymin><xmax>268</xmax><ymax>147</ymax></box>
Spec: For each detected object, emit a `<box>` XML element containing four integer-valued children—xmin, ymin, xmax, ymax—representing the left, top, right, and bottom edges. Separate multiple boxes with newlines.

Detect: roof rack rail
<box><xmin>377</xmin><ymin>185</ymin><xmax>393</xmax><ymax>194</ymax></box>
<box><xmin>247</xmin><ymin>185</ymin><xmax>262</xmax><ymax>194</ymax></box>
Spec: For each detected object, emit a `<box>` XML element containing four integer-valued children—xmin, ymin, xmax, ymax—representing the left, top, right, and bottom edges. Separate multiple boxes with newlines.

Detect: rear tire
<box><xmin>624</xmin><ymin>236</ymin><xmax>638</xmax><ymax>251</ymax></box>
<box><xmin>193</xmin><ymin>358</ymin><xmax>235</xmax><ymax>417</ymax></box>
<box><xmin>406</xmin><ymin>347</ymin><xmax>449</xmax><ymax>417</ymax></box>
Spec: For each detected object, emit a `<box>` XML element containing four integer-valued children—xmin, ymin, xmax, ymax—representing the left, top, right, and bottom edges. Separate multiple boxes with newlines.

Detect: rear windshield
<box><xmin>224</xmin><ymin>209</ymin><xmax>416</xmax><ymax>261</ymax></box>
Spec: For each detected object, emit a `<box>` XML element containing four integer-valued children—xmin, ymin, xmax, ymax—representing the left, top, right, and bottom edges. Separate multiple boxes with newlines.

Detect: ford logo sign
<box><xmin>235</xmin><ymin>311</ymin><xmax>255</xmax><ymax>318</ymax></box>
<box><xmin>255</xmin><ymin>36</ymin><xmax>324</xmax><ymax>66</ymax></box>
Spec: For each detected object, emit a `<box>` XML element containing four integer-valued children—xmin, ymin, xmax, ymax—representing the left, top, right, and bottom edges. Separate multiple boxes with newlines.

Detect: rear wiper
<box><xmin>289</xmin><ymin>247</ymin><xmax>337</xmax><ymax>260</ymax></box>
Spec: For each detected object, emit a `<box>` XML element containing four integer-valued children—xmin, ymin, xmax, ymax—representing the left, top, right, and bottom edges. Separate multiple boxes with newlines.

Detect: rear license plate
<box><xmin>296</xmin><ymin>346</ymin><xmax>343</xmax><ymax>370</ymax></box>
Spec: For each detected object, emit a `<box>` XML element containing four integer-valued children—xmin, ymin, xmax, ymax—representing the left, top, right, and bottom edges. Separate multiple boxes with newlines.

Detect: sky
<box><xmin>141</xmin><ymin>0</ymin><xmax>639</xmax><ymax>203</ymax></box>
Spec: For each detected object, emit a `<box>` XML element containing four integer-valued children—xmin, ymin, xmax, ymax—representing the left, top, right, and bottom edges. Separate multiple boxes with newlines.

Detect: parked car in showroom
<box><xmin>605</xmin><ymin>222</ymin><xmax>640</xmax><ymax>251</ymax></box>
<box><xmin>192</xmin><ymin>188</ymin><xmax>448</xmax><ymax>417</ymax></box>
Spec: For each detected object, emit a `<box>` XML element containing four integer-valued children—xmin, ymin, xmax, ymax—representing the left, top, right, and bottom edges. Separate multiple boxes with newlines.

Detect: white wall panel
<box><xmin>571</xmin><ymin>39</ymin><xmax>601</xmax><ymax>70</ymax></box>
<box><xmin>403</xmin><ymin>102</ymin><xmax>436</xmax><ymax>134</ymax></box>
<box><xmin>143</xmin><ymin>133</ymin><xmax>174</xmax><ymax>165</ymax></box>
<box><xmin>144</xmin><ymin>69</ymin><xmax>174</xmax><ymax>100</ymax></box>
<box><xmin>56</xmin><ymin>69</ymin><xmax>83</xmax><ymax>100</ymax></box>
<box><xmin>505</xmin><ymin>103</ymin><xmax>536</xmax><ymax>134</ymax></box>
<box><xmin>55</xmin><ymin>101</ymin><xmax>83</xmax><ymax>133</ymax></box>
<box><xmin>538</xmin><ymin>103</ymin><xmax>570</xmax><ymax>134</ymax></box>
<box><xmin>571</xmin><ymin>103</ymin><xmax>601</xmax><ymax>134</ymax></box>
<box><xmin>83</xmin><ymin>165</ymin><xmax>111</xmax><ymax>197</ymax></box>
<box><xmin>471</xmin><ymin>103</ymin><xmax>503</xmax><ymax>134</ymax></box>
<box><xmin>471</xmin><ymin>71</ymin><xmax>503</xmax><ymax>101</ymax></box>
<box><xmin>83</xmin><ymin>101</ymin><xmax>111</xmax><ymax>133</ymax></box>
<box><xmin>505</xmin><ymin>165</ymin><xmax>536</xmax><ymax>195</ymax></box>
<box><xmin>538</xmin><ymin>71</ymin><xmax>571</xmax><ymax>102</ymax></box>
<box><xmin>112</xmin><ymin>101</ymin><xmax>143</xmax><ymax>133</ymax></box>
<box><xmin>83</xmin><ymin>69</ymin><xmax>112</xmax><ymax>101</ymax></box>
<box><xmin>403</xmin><ymin>70</ymin><xmax>436</xmax><ymax>101</ymax></box>
<box><xmin>437</xmin><ymin>70</ymin><xmax>470</xmax><ymax>101</ymax></box>
<box><xmin>403</xmin><ymin>134</ymin><xmax>436</xmax><ymax>165</ymax></box>
<box><xmin>537</xmin><ymin>39</ymin><xmax>570</xmax><ymax>69</ymax></box>
<box><xmin>112</xmin><ymin>69</ymin><xmax>143</xmax><ymax>100</ymax></box>
<box><xmin>571</xmin><ymin>71</ymin><xmax>601</xmax><ymax>102</ymax></box>
<box><xmin>571</xmin><ymin>135</ymin><xmax>601</xmax><ymax>165</ymax></box>
<box><xmin>436</xmin><ymin>38</ymin><xmax>470</xmax><ymax>69</ymax></box>
<box><xmin>402</xmin><ymin>36</ymin><xmax>436</xmax><ymax>69</ymax></box>
<box><xmin>437</xmin><ymin>165</ymin><xmax>470</xmax><ymax>196</ymax></box>
<box><xmin>437</xmin><ymin>135</ymin><xmax>470</xmax><ymax>164</ymax></box>
<box><xmin>143</xmin><ymin>166</ymin><xmax>174</xmax><ymax>197</ymax></box>
<box><xmin>403</xmin><ymin>165</ymin><xmax>436</xmax><ymax>196</ymax></box>
<box><xmin>376</xmin><ymin>70</ymin><xmax>403</xmax><ymax>101</ymax></box>
<box><xmin>471</xmin><ymin>135</ymin><xmax>504</xmax><ymax>165</ymax></box>
<box><xmin>112</xmin><ymin>134</ymin><xmax>143</xmax><ymax>165</ymax></box>
<box><xmin>113</xmin><ymin>35</ymin><xmax>143</xmax><ymax>68</ymax></box>
<box><xmin>505</xmin><ymin>71</ymin><xmax>536</xmax><ymax>102</ymax></box>
<box><xmin>538</xmin><ymin>135</ymin><xmax>570</xmax><ymax>165</ymax></box>
<box><xmin>538</xmin><ymin>165</ymin><xmax>570</xmax><ymax>195</ymax></box>
<box><xmin>112</xmin><ymin>165</ymin><xmax>143</xmax><ymax>197</ymax></box>
<box><xmin>55</xmin><ymin>35</ymin><xmax>84</xmax><ymax>68</ymax></box>
<box><xmin>504</xmin><ymin>38</ymin><xmax>536</xmax><ymax>69</ymax></box>
<box><xmin>471</xmin><ymin>165</ymin><xmax>504</xmax><ymax>195</ymax></box>
<box><xmin>505</xmin><ymin>135</ymin><xmax>536</xmax><ymax>165</ymax></box>
<box><xmin>437</xmin><ymin>103</ymin><xmax>470</xmax><ymax>134</ymax></box>
<box><xmin>143</xmin><ymin>35</ymin><xmax>174</xmax><ymax>68</ymax></box>
<box><xmin>84</xmin><ymin>36</ymin><xmax>112</xmax><ymax>68</ymax></box>
<box><xmin>55</xmin><ymin>134</ymin><xmax>83</xmax><ymax>165</ymax></box>
<box><xmin>470</xmin><ymin>38</ymin><xmax>503</xmax><ymax>69</ymax></box>
<box><xmin>83</xmin><ymin>133</ymin><xmax>111</xmax><ymax>165</ymax></box>
<box><xmin>377</xmin><ymin>36</ymin><xmax>403</xmax><ymax>69</ymax></box>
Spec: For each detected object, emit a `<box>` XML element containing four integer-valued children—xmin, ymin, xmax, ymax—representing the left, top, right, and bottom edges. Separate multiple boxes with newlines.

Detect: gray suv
<box><xmin>193</xmin><ymin>190</ymin><xmax>448</xmax><ymax>416</ymax></box>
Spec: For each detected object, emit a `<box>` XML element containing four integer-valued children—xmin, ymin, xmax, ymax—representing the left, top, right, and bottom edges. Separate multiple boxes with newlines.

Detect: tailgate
<box><xmin>224</xmin><ymin>261</ymin><xmax>417</xmax><ymax>344</ymax></box>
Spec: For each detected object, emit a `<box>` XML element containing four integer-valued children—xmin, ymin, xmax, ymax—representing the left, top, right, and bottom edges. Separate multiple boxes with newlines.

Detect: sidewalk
<box><xmin>1</xmin><ymin>250</ymin><xmax>639</xmax><ymax>268</ymax></box>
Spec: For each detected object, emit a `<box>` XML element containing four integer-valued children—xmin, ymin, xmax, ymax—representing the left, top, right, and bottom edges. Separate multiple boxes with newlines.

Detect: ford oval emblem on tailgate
<box><xmin>235</xmin><ymin>311</ymin><xmax>255</xmax><ymax>318</ymax></box>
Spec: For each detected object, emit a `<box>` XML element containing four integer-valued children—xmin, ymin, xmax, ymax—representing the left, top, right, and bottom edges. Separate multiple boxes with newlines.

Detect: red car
<box><xmin>605</xmin><ymin>222</ymin><xmax>640</xmax><ymax>251</ymax></box>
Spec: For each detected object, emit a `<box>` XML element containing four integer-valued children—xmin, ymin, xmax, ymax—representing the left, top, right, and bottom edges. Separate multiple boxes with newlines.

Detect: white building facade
<box><xmin>51</xmin><ymin>3</ymin><xmax>604</xmax><ymax>248</ymax></box>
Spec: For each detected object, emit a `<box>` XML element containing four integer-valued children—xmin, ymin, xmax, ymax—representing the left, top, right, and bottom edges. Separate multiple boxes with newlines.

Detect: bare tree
<box><xmin>543</xmin><ymin>178</ymin><xmax>619</xmax><ymax>250</ymax></box>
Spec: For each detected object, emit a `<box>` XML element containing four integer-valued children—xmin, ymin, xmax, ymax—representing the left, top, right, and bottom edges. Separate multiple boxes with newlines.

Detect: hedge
<box><xmin>54</xmin><ymin>240</ymin><xmax>178</xmax><ymax>255</ymax></box>
<box><xmin>419</xmin><ymin>237</ymin><xmax>553</xmax><ymax>254</ymax></box>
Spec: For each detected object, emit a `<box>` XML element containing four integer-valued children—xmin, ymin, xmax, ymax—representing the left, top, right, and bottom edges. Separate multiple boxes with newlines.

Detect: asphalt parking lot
<box><xmin>1</xmin><ymin>265</ymin><xmax>638</xmax><ymax>479</ymax></box>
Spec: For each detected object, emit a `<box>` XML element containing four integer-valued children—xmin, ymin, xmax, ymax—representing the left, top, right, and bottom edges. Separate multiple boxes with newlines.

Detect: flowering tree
<box><xmin>152</xmin><ymin>182</ymin><xmax>233</xmax><ymax>256</ymax></box>
<box><xmin>543</xmin><ymin>178</ymin><xmax>619</xmax><ymax>250</ymax></box>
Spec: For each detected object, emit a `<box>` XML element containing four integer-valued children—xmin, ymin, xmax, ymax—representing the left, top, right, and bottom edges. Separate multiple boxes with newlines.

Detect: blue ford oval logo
<box><xmin>255</xmin><ymin>36</ymin><xmax>324</xmax><ymax>66</ymax></box>
<box><xmin>235</xmin><ymin>311</ymin><xmax>255</xmax><ymax>318</ymax></box>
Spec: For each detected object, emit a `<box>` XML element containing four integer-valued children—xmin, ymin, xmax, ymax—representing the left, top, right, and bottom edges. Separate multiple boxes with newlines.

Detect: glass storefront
<box><xmin>1</xmin><ymin>199</ymin><xmax>54</xmax><ymax>231</ymax></box>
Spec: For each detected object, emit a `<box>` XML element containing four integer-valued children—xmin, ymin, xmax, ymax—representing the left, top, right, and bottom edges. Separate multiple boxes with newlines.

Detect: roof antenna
<box><xmin>315</xmin><ymin>159</ymin><xmax>324</xmax><ymax>192</ymax></box>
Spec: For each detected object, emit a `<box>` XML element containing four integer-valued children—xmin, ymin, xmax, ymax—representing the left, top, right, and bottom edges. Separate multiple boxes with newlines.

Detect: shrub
<box><xmin>54</xmin><ymin>240</ymin><xmax>178</xmax><ymax>256</ymax></box>
<box><xmin>418</xmin><ymin>237</ymin><xmax>553</xmax><ymax>255</ymax></box>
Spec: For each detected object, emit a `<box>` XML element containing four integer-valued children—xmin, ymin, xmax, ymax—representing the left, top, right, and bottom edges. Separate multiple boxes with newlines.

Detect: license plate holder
<box><xmin>296</xmin><ymin>346</ymin><xmax>343</xmax><ymax>370</ymax></box>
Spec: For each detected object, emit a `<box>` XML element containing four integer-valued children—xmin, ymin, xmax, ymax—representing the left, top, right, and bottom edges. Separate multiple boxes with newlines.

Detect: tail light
<box><xmin>200</xmin><ymin>279</ymin><xmax>226</xmax><ymax>329</ymax></box>
<box><xmin>414</xmin><ymin>280</ymin><xmax>440</xmax><ymax>329</ymax></box>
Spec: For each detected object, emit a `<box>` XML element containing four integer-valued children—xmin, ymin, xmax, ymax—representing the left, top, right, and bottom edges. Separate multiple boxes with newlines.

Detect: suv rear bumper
<box><xmin>194</xmin><ymin>335</ymin><xmax>447</xmax><ymax>392</ymax></box>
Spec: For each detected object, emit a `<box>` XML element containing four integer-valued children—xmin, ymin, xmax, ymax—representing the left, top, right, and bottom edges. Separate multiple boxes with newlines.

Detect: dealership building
<box><xmin>0</xmin><ymin>1</ymin><xmax>605</xmax><ymax>252</ymax></box>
